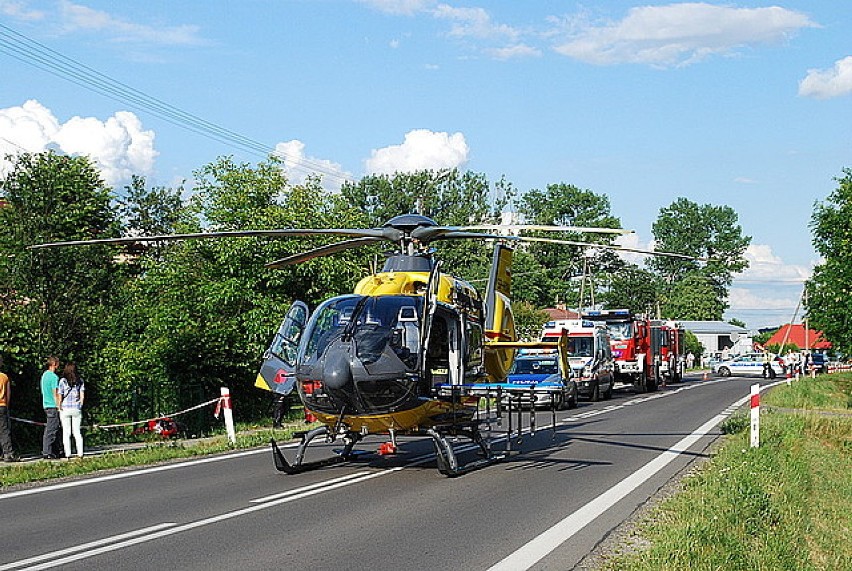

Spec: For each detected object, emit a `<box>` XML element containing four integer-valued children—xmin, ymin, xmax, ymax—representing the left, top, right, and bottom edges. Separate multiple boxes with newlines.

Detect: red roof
<box><xmin>766</xmin><ymin>324</ymin><xmax>831</xmax><ymax>350</ymax></box>
<box><xmin>543</xmin><ymin>307</ymin><xmax>580</xmax><ymax>320</ymax></box>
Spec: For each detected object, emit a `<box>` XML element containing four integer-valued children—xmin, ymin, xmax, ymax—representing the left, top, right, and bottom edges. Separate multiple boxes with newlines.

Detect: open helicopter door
<box><xmin>255</xmin><ymin>301</ymin><xmax>309</xmax><ymax>395</ymax></box>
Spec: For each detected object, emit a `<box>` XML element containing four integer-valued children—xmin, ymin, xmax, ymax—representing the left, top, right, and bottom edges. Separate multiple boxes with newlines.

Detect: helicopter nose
<box><xmin>323</xmin><ymin>349</ymin><xmax>353</xmax><ymax>390</ymax></box>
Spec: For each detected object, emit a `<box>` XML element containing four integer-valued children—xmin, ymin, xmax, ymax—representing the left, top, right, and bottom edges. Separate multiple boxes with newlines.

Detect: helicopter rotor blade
<box><xmin>426</xmin><ymin>231</ymin><xmax>523</xmax><ymax>242</ymax></box>
<box><xmin>265</xmin><ymin>237</ymin><xmax>384</xmax><ymax>268</ymax></box>
<box><xmin>455</xmin><ymin>225</ymin><xmax>634</xmax><ymax>235</ymax></box>
<box><xmin>28</xmin><ymin>227</ymin><xmax>403</xmax><ymax>250</ymax></box>
<box><xmin>518</xmin><ymin>236</ymin><xmax>708</xmax><ymax>261</ymax></box>
<box><xmin>411</xmin><ymin>224</ymin><xmax>633</xmax><ymax>243</ymax></box>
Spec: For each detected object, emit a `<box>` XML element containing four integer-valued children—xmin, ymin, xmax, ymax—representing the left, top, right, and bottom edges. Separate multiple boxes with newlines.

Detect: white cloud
<box><xmin>0</xmin><ymin>0</ymin><xmax>44</xmax><ymax>20</ymax></box>
<box><xmin>433</xmin><ymin>4</ymin><xmax>519</xmax><ymax>40</ymax></box>
<box><xmin>273</xmin><ymin>140</ymin><xmax>352</xmax><ymax>192</ymax></box>
<box><xmin>613</xmin><ymin>232</ymin><xmax>657</xmax><ymax>265</ymax></box>
<box><xmin>58</xmin><ymin>0</ymin><xmax>204</xmax><ymax>45</ymax></box>
<box><xmin>0</xmin><ymin>99</ymin><xmax>59</xmax><ymax>153</ymax></box>
<box><xmin>724</xmin><ymin>244</ymin><xmax>811</xmax><ymax>329</ymax></box>
<box><xmin>487</xmin><ymin>44</ymin><xmax>541</xmax><ymax>60</ymax></box>
<box><xmin>799</xmin><ymin>56</ymin><xmax>852</xmax><ymax>99</ymax></box>
<box><xmin>0</xmin><ymin>99</ymin><xmax>157</xmax><ymax>186</ymax></box>
<box><xmin>551</xmin><ymin>3</ymin><xmax>817</xmax><ymax>67</ymax></box>
<box><xmin>736</xmin><ymin>244</ymin><xmax>811</xmax><ymax>283</ymax></box>
<box><xmin>728</xmin><ymin>287</ymin><xmax>796</xmax><ymax>311</ymax></box>
<box><xmin>365</xmin><ymin>129</ymin><xmax>469</xmax><ymax>175</ymax></box>
<box><xmin>359</xmin><ymin>0</ymin><xmax>436</xmax><ymax>16</ymax></box>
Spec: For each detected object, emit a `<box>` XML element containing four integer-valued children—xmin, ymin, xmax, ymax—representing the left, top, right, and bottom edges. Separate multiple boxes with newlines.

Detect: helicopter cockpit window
<box><xmin>269</xmin><ymin>304</ymin><xmax>308</xmax><ymax>365</ymax></box>
<box><xmin>300</xmin><ymin>295</ymin><xmax>425</xmax><ymax>368</ymax></box>
<box><xmin>353</xmin><ymin>297</ymin><xmax>422</xmax><ymax>367</ymax></box>
<box><xmin>302</xmin><ymin>295</ymin><xmax>361</xmax><ymax>361</ymax></box>
<box><xmin>465</xmin><ymin>321</ymin><xmax>483</xmax><ymax>370</ymax></box>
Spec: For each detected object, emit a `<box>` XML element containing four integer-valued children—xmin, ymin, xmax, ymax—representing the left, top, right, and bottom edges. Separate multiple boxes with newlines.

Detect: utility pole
<box><xmin>804</xmin><ymin>288</ymin><xmax>809</xmax><ymax>352</ymax></box>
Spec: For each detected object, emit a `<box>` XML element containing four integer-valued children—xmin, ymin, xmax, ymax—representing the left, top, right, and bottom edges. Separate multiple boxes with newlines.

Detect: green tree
<box><xmin>515</xmin><ymin>183</ymin><xmax>623</xmax><ymax>307</ymax></box>
<box><xmin>598</xmin><ymin>265</ymin><xmax>662</xmax><ymax>315</ymax></box>
<box><xmin>684</xmin><ymin>330</ymin><xmax>704</xmax><ymax>362</ymax></box>
<box><xmin>0</xmin><ymin>151</ymin><xmax>120</xmax><ymax>434</ymax></box>
<box><xmin>0</xmin><ymin>152</ymin><xmax>120</xmax><ymax>355</ymax></box>
<box><xmin>512</xmin><ymin>301</ymin><xmax>550</xmax><ymax>341</ymax></box>
<box><xmin>118</xmin><ymin>175</ymin><xmax>183</xmax><ymax>238</ymax></box>
<box><xmin>650</xmin><ymin>198</ymin><xmax>750</xmax><ymax>319</ymax></box>
<box><xmin>340</xmin><ymin>169</ymin><xmax>512</xmax><ymax>283</ymax></box>
<box><xmin>660</xmin><ymin>273</ymin><xmax>726</xmax><ymax>320</ymax></box>
<box><xmin>753</xmin><ymin>328</ymin><xmax>778</xmax><ymax>347</ymax></box>
<box><xmin>806</xmin><ymin>168</ymin><xmax>852</xmax><ymax>355</ymax></box>
<box><xmin>92</xmin><ymin>157</ymin><xmax>374</xmax><ymax>426</ymax></box>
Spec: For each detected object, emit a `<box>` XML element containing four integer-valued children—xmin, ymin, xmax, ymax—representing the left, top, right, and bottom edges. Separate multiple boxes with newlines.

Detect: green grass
<box><xmin>763</xmin><ymin>373</ymin><xmax>852</xmax><ymax>411</ymax></box>
<box><xmin>0</xmin><ymin>422</ymin><xmax>308</xmax><ymax>489</ymax></box>
<box><xmin>602</xmin><ymin>374</ymin><xmax>852</xmax><ymax>571</ymax></box>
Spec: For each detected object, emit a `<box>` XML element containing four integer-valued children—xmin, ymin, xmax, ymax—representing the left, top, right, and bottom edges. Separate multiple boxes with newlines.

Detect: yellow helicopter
<box><xmin>30</xmin><ymin>213</ymin><xmax>695</xmax><ymax>476</ymax></box>
<box><xmin>248</xmin><ymin>213</ymin><xmax>637</xmax><ymax>475</ymax></box>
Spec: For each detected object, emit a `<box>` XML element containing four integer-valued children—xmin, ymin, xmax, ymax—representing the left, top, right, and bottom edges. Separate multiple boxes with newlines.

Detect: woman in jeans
<box><xmin>57</xmin><ymin>362</ymin><xmax>85</xmax><ymax>459</ymax></box>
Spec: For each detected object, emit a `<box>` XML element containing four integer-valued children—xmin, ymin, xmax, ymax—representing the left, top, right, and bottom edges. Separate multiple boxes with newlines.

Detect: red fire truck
<box><xmin>582</xmin><ymin>310</ymin><xmax>685</xmax><ymax>392</ymax></box>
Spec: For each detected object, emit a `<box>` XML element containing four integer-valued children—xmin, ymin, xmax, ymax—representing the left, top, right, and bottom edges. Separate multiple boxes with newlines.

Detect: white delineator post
<box><xmin>221</xmin><ymin>387</ymin><xmax>236</xmax><ymax>444</ymax></box>
<box><xmin>750</xmin><ymin>383</ymin><xmax>760</xmax><ymax>448</ymax></box>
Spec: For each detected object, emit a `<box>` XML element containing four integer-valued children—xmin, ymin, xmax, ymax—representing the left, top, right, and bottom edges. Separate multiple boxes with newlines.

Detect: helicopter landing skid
<box><xmin>426</xmin><ymin>425</ymin><xmax>504</xmax><ymax>477</ymax></box>
<box><xmin>271</xmin><ymin>426</ymin><xmax>362</xmax><ymax>474</ymax></box>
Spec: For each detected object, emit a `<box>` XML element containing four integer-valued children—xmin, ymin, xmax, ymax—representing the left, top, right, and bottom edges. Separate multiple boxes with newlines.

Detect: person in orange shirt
<box><xmin>0</xmin><ymin>355</ymin><xmax>19</xmax><ymax>462</ymax></box>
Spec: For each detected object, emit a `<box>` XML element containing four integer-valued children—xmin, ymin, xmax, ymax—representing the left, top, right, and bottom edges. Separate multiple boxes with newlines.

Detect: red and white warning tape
<box><xmin>11</xmin><ymin>395</ymin><xmax>225</xmax><ymax>431</ymax></box>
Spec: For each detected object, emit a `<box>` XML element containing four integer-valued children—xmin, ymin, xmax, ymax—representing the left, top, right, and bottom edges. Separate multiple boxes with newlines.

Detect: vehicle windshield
<box><xmin>511</xmin><ymin>358</ymin><xmax>558</xmax><ymax>375</ymax></box>
<box><xmin>606</xmin><ymin>321</ymin><xmax>632</xmax><ymax>341</ymax></box>
<box><xmin>567</xmin><ymin>337</ymin><xmax>594</xmax><ymax>358</ymax></box>
<box><xmin>301</xmin><ymin>295</ymin><xmax>423</xmax><ymax>368</ymax></box>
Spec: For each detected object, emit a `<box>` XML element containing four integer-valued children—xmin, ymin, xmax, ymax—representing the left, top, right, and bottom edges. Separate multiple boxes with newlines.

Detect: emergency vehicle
<box><xmin>581</xmin><ymin>310</ymin><xmax>685</xmax><ymax>392</ymax></box>
<box><xmin>503</xmin><ymin>349</ymin><xmax>579</xmax><ymax>409</ymax></box>
<box><xmin>541</xmin><ymin>319</ymin><xmax>615</xmax><ymax>401</ymax></box>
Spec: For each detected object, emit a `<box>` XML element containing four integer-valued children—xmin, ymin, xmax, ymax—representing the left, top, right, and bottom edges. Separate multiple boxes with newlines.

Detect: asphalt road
<box><xmin>1</xmin><ymin>373</ymin><xmax>768</xmax><ymax>571</ymax></box>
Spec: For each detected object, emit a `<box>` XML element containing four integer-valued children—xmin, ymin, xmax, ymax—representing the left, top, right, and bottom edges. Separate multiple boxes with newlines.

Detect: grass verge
<box><xmin>0</xmin><ymin>422</ymin><xmax>309</xmax><ymax>489</ymax></box>
<box><xmin>601</xmin><ymin>374</ymin><xmax>852</xmax><ymax>571</ymax></box>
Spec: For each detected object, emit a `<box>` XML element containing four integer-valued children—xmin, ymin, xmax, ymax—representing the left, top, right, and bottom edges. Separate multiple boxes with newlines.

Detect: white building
<box><xmin>679</xmin><ymin>320</ymin><xmax>752</xmax><ymax>357</ymax></box>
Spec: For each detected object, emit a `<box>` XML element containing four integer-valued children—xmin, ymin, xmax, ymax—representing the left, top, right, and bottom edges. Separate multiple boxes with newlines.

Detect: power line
<box><xmin>0</xmin><ymin>23</ymin><xmax>352</xmax><ymax>186</ymax></box>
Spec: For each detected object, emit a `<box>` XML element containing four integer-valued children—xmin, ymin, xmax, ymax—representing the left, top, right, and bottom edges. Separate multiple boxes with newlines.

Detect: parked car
<box><xmin>503</xmin><ymin>352</ymin><xmax>578</xmax><ymax>410</ymax></box>
<box><xmin>712</xmin><ymin>353</ymin><xmax>784</xmax><ymax>378</ymax></box>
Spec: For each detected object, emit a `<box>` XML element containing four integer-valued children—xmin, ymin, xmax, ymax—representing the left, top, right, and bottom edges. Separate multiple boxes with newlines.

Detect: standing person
<box><xmin>0</xmin><ymin>356</ymin><xmax>19</xmax><ymax>462</ymax></box>
<box><xmin>686</xmin><ymin>352</ymin><xmax>695</xmax><ymax>369</ymax></box>
<box><xmin>41</xmin><ymin>356</ymin><xmax>61</xmax><ymax>459</ymax></box>
<box><xmin>57</xmin><ymin>362</ymin><xmax>85</xmax><ymax>459</ymax></box>
<box><xmin>272</xmin><ymin>393</ymin><xmax>289</xmax><ymax>428</ymax></box>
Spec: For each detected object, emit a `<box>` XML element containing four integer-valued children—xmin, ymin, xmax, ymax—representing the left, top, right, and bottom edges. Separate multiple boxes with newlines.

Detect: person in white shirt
<box><xmin>57</xmin><ymin>362</ymin><xmax>85</xmax><ymax>459</ymax></box>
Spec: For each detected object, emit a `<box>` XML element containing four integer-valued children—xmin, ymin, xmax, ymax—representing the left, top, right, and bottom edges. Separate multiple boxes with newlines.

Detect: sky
<box><xmin>1</xmin><ymin>1</ymin><xmax>850</xmax><ymax>331</ymax></box>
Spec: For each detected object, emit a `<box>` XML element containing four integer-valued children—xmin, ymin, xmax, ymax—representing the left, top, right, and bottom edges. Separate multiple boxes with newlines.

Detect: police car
<box><xmin>502</xmin><ymin>351</ymin><xmax>578</xmax><ymax>409</ymax></box>
<box><xmin>712</xmin><ymin>352</ymin><xmax>785</xmax><ymax>378</ymax></box>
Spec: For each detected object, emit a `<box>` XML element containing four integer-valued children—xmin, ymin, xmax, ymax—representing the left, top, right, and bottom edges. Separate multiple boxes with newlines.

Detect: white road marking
<box><xmin>488</xmin><ymin>379</ymin><xmax>786</xmax><ymax>571</ymax></box>
<box><xmin>250</xmin><ymin>471</ymin><xmax>372</xmax><ymax>503</ymax></box>
<box><xmin>561</xmin><ymin>377</ymin><xmax>733</xmax><ymax>425</ymax></box>
<box><xmin>3</xmin><ymin>375</ymin><xmax>767</xmax><ymax>569</ymax></box>
<box><xmin>3</xmin><ymin>448</ymin><xmax>445</xmax><ymax>569</ymax></box>
<box><xmin>13</xmin><ymin>469</ymin><xmax>402</xmax><ymax>570</ymax></box>
<box><xmin>0</xmin><ymin>446</ymin><xmax>274</xmax><ymax>501</ymax></box>
<box><xmin>0</xmin><ymin>523</ymin><xmax>177</xmax><ymax>571</ymax></box>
